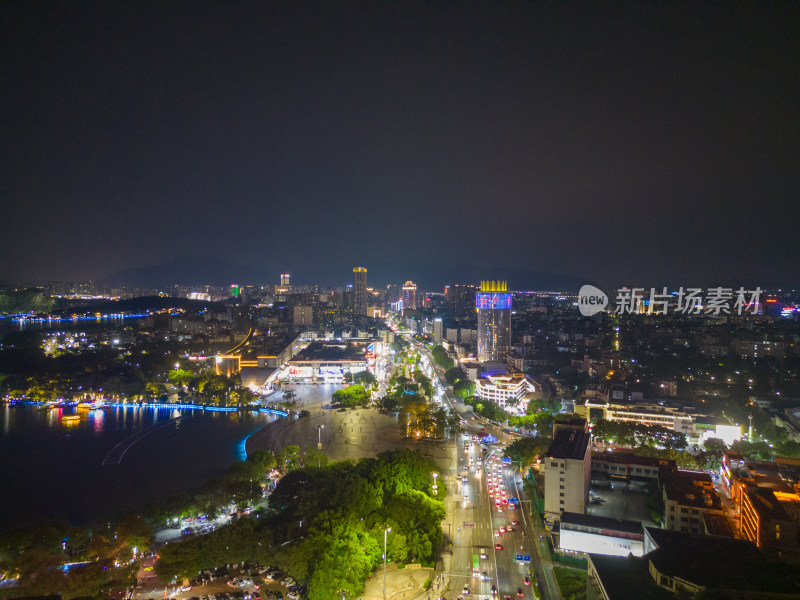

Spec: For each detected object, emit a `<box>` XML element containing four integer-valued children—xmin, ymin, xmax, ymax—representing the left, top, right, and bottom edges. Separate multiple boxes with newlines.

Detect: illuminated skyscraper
<box><xmin>476</xmin><ymin>280</ymin><xmax>512</xmax><ymax>362</ymax></box>
<box><xmin>353</xmin><ymin>267</ymin><xmax>368</xmax><ymax>316</ymax></box>
<box><xmin>280</xmin><ymin>273</ymin><xmax>290</xmax><ymax>287</ymax></box>
<box><xmin>402</xmin><ymin>281</ymin><xmax>417</xmax><ymax>310</ymax></box>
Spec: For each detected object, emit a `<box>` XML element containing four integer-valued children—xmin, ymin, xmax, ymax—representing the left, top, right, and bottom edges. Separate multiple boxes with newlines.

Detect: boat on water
<box><xmin>61</xmin><ymin>414</ymin><xmax>81</xmax><ymax>423</ymax></box>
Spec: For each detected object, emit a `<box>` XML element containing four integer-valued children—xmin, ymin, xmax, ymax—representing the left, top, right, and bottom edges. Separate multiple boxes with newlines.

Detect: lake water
<box><xmin>0</xmin><ymin>404</ymin><xmax>280</xmax><ymax>531</ymax></box>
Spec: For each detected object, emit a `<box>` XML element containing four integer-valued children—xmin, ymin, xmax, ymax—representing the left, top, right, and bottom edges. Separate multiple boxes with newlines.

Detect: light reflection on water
<box><xmin>0</xmin><ymin>404</ymin><xmax>278</xmax><ymax>531</ymax></box>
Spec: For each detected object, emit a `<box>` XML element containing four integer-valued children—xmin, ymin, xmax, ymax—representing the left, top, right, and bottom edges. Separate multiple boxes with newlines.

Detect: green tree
<box><xmin>115</xmin><ymin>512</ymin><xmax>153</xmax><ymax>550</ymax></box>
<box><xmin>444</xmin><ymin>367</ymin><xmax>463</xmax><ymax>385</ymax></box>
<box><xmin>453</xmin><ymin>378</ymin><xmax>475</xmax><ymax>399</ymax></box>
<box><xmin>332</xmin><ymin>384</ymin><xmax>369</xmax><ymax>408</ymax></box>
<box><xmin>278</xmin><ymin>445</ymin><xmax>302</xmax><ymax>472</ymax></box>
<box><xmin>431</xmin><ymin>345</ymin><xmax>454</xmax><ymax>370</ymax></box>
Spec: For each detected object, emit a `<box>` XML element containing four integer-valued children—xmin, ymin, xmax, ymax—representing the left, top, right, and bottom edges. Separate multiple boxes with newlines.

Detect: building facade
<box><xmin>476</xmin><ymin>280</ymin><xmax>512</xmax><ymax>362</ymax></box>
<box><xmin>543</xmin><ymin>419</ymin><xmax>592</xmax><ymax>521</ymax></box>
<box><xmin>401</xmin><ymin>280</ymin><xmax>417</xmax><ymax>310</ymax></box>
<box><xmin>475</xmin><ymin>373</ymin><xmax>533</xmax><ymax>410</ymax></box>
<box><xmin>353</xmin><ymin>267</ymin><xmax>368</xmax><ymax>316</ymax></box>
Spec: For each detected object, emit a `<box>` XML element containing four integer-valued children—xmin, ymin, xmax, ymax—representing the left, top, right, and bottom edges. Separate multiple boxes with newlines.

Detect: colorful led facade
<box><xmin>476</xmin><ymin>280</ymin><xmax>512</xmax><ymax>362</ymax></box>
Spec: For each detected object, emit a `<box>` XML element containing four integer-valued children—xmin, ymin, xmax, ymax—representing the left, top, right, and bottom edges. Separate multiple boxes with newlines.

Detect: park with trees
<box><xmin>155</xmin><ymin>449</ymin><xmax>445</xmax><ymax>600</ymax></box>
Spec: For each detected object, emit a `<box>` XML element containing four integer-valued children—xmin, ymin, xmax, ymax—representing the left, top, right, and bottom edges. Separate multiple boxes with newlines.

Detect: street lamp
<box><xmin>317</xmin><ymin>425</ymin><xmax>325</xmax><ymax>468</ymax></box>
<box><xmin>432</xmin><ymin>472</ymin><xmax>438</xmax><ymax>495</ymax></box>
<box><xmin>383</xmin><ymin>526</ymin><xmax>392</xmax><ymax>600</ymax></box>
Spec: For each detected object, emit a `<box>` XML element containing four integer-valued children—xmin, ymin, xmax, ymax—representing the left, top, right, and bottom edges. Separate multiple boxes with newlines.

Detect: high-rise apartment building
<box><xmin>353</xmin><ymin>267</ymin><xmax>368</xmax><ymax>316</ymax></box>
<box><xmin>543</xmin><ymin>419</ymin><xmax>591</xmax><ymax>521</ymax></box>
<box><xmin>447</xmin><ymin>283</ymin><xmax>478</xmax><ymax>318</ymax></box>
<box><xmin>476</xmin><ymin>280</ymin><xmax>512</xmax><ymax>362</ymax></box>
<box><xmin>293</xmin><ymin>305</ymin><xmax>314</xmax><ymax>327</ymax></box>
<box><xmin>278</xmin><ymin>273</ymin><xmax>291</xmax><ymax>294</ymax></box>
<box><xmin>402</xmin><ymin>281</ymin><xmax>417</xmax><ymax>310</ymax></box>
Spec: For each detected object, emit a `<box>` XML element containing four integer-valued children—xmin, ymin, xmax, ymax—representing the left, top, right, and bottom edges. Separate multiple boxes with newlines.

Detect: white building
<box><xmin>559</xmin><ymin>512</ymin><xmax>644</xmax><ymax>557</ymax></box>
<box><xmin>475</xmin><ymin>373</ymin><xmax>534</xmax><ymax>411</ymax></box>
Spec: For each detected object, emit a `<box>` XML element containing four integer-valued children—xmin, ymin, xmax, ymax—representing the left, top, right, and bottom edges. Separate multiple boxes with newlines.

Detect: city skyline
<box><xmin>2</xmin><ymin>3</ymin><xmax>798</xmax><ymax>286</ymax></box>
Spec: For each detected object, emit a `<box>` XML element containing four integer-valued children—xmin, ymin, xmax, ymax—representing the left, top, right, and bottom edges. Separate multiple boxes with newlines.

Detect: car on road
<box><xmin>511</xmin><ymin>520</ymin><xmax>519</xmax><ymax>526</ymax></box>
<box><xmin>506</xmin><ymin>525</ymin><xmax>514</xmax><ymax>532</ymax></box>
<box><xmin>495</xmin><ymin>543</ymin><xmax>503</xmax><ymax>550</ymax></box>
<box><xmin>524</xmin><ymin>576</ymin><xmax>531</xmax><ymax>585</ymax></box>
<box><xmin>516</xmin><ymin>589</ymin><xmax>524</xmax><ymax>597</ymax></box>
<box><xmin>491</xmin><ymin>584</ymin><xmax>498</xmax><ymax>595</ymax></box>
<box><xmin>499</xmin><ymin>526</ymin><xmax>506</xmax><ymax>532</ymax></box>
<box><xmin>462</xmin><ymin>584</ymin><xmax>470</xmax><ymax>595</ymax></box>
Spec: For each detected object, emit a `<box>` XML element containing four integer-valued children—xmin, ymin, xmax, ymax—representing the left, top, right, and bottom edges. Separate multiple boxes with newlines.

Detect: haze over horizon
<box><xmin>3</xmin><ymin>3</ymin><xmax>798</xmax><ymax>287</ymax></box>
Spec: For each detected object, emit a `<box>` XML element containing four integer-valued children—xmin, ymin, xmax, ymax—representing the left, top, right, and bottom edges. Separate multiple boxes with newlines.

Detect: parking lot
<box><xmin>586</xmin><ymin>480</ymin><xmax>656</xmax><ymax>526</ymax></box>
<box><xmin>134</xmin><ymin>563</ymin><xmax>304</xmax><ymax>600</ymax></box>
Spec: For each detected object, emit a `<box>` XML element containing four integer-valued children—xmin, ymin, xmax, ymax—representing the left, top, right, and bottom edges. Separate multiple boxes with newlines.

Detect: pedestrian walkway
<box><xmin>360</xmin><ymin>564</ymin><xmax>434</xmax><ymax>600</ymax></box>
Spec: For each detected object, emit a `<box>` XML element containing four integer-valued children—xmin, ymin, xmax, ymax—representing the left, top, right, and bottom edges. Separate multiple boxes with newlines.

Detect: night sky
<box><xmin>2</xmin><ymin>2</ymin><xmax>798</xmax><ymax>288</ymax></box>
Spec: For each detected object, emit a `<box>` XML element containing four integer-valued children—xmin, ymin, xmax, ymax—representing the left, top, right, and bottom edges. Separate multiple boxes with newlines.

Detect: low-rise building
<box><xmin>474</xmin><ymin>373</ymin><xmax>534</xmax><ymax>411</ymax></box>
<box><xmin>587</xmin><ymin>528</ymin><xmax>799</xmax><ymax>600</ymax></box>
<box><xmin>591</xmin><ymin>451</ymin><xmax>675</xmax><ymax>484</ymax></box>
<box><xmin>660</xmin><ymin>469</ymin><xmax>724</xmax><ymax>534</ymax></box>
<box><xmin>721</xmin><ymin>452</ymin><xmax>800</xmax><ymax>554</ymax></box>
<box><xmin>558</xmin><ymin>512</ymin><xmax>644</xmax><ymax>557</ymax></box>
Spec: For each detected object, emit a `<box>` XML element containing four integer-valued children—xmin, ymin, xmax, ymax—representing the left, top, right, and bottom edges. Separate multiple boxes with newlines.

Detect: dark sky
<box><xmin>2</xmin><ymin>2</ymin><xmax>798</xmax><ymax>288</ymax></box>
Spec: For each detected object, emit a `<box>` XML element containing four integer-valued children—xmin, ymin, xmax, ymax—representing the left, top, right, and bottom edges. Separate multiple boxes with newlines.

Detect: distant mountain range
<box><xmin>101</xmin><ymin>256</ymin><xmax>586</xmax><ymax>293</ymax></box>
<box><xmin>101</xmin><ymin>256</ymin><xmax>272</xmax><ymax>289</ymax></box>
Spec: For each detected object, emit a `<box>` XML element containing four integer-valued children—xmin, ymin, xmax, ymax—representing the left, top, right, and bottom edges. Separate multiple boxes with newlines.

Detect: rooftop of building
<box><xmin>476</xmin><ymin>373</ymin><xmax>530</xmax><ymax>387</ymax></box>
<box><xmin>591</xmin><ymin>450</ymin><xmax>677</xmax><ymax>470</ymax></box>
<box><xmin>588</xmin><ymin>554</ymin><xmax>670</xmax><ymax>600</ymax></box>
<box><xmin>726</xmin><ymin>453</ymin><xmax>800</xmax><ymax>492</ymax></box>
<box><xmin>661</xmin><ymin>469</ymin><xmax>721</xmax><ymax>510</ymax></box>
<box><xmin>546</xmin><ymin>427</ymin><xmax>591</xmax><ymax>461</ymax></box>
<box><xmin>644</xmin><ymin>527</ymin><xmax>800</xmax><ymax>595</ymax></box>
<box><xmin>561</xmin><ymin>511</ymin><xmax>643</xmax><ymax>536</ymax></box>
<box><xmin>290</xmin><ymin>341</ymin><xmax>369</xmax><ymax>362</ymax></box>
<box><xmin>701</xmin><ymin>512</ymin><xmax>735</xmax><ymax>537</ymax></box>
<box><xmin>743</xmin><ymin>484</ymin><xmax>800</xmax><ymax>523</ymax></box>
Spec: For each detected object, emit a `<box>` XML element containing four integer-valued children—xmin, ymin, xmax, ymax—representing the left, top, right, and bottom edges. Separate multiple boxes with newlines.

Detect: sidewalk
<box><xmin>360</xmin><ymin>563</ymin><xmax>434</xmax><ymax>600</ymax></box>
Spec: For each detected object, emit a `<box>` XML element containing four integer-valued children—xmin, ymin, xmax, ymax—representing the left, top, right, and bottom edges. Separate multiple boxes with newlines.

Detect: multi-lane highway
<box><xmin>398</xmin><ymin>327</ymin><xmax>555</xmax><ymax>600</ymax></box>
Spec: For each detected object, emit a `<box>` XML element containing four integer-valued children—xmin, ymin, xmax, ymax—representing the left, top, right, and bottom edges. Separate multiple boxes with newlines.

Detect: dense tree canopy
<box><xmin>431</xmin><ymin>345</ymin><xmax>454</xmax><ymax>370</ymax></box>
<box><xmin>332</xmin><ymin>384</ymin><xmax>370</xmax><ymax>407</ymax></box>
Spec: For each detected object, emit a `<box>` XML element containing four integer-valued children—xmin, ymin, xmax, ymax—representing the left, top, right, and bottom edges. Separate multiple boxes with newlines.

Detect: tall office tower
<box><xmin>447</xmin><ymin>283</ymin><xmax>479</xmax><ymax>317</ymax></box>
<box><xmin>353</xmin><ymin>267</ymin><xmax>368</xmax><ymax>315</ymax></box>
<box><xmin>402</xmin><ymin>281</ymin><xmax>417</xmax><ymax>310</ymax></box>
<box><xmin>476</xmin><ymin>280</ymin><xmax>512</xmax><ymax>361</ymax></box>
<box><xmin>280</xmin><ymin>273</ymin><xmax>290</xmax><ymax>287</ymax></box>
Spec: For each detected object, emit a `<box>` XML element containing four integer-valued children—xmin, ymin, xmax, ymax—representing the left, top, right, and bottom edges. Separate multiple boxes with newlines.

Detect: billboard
<box><xmin>288</xmin><ymin>366</ymin><xmax>313</xmax><ymax>378</ymax></box>
<box><xmin>319</xmin><ymin>366</ymin><xmax>344</xmax><ymax>377</ymax></box>
<box><xmin>475</xmin><ymin>292</ymin><xmax>512</xmax><ymax>310</ymax></box>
